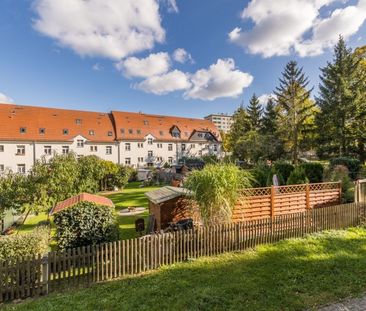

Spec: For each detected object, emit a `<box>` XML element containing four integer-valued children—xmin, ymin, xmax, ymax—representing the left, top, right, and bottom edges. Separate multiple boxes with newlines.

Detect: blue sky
<box><xmin>0</xmin><ymin>0</ymin><xmax>366</xmax><ymax>118</ymax></box>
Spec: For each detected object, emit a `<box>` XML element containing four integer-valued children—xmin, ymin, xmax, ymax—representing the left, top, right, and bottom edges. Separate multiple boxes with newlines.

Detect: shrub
<box><xmin>273</xmin><ymin>161</ymin><xmax>294</xmax><ymax>183</ymax></box>
<box><xmin>251</xmin><ymin>164</ymin><xmax>271</xmax><ymax>187</ymax></box>
<box><xmin>0</xmin><ymin>226</ymin><xmax>50</xmax><ymax>261</ymax></box>
<box><xmin>185</xmin><ymin>164</ymin><xmax>253</xmax><ymax>225</ymax></box>
<box><xmin>326</xmin><ymin>165</ymin><xmax>354</xmax><ymax>203</ymax></box>
<box><xmin>330</xmin><ymin>157</ymin><xmax>361</xmax><ymax>180</ymax></box>
<box><xmin>53</xmin><ymin>201</ymin><xmax>119</xmax><ymax>250</ymax></box>
<box><xmin>109</xmin><ymin>165</ymin><xmax>134</xmax><ymax>190</ymax></box>
<box><xmin>287</xmin><ymin>167</ymin><xmax>309</xmax><ymax>185</ymax></box>
<box><xmin>300</xmin><ymin>162</ymin><xmax>324</xmax><ymax>183</ymax></box>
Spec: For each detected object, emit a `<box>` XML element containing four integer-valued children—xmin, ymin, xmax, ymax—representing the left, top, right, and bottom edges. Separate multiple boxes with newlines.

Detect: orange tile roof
<box><xmin>50</xmin><ymin>193</ymin><xmax>114</xmax><ymax>215</ymax></box>
<box><xmin>112</xmin><ymin>111</ymin><xmax>221</xmax><ymax>142</ymax></box>
<box><xmin>0</xmin><ymin>103</ymin><xmax>116</xmax><ymax>142</ymax></box>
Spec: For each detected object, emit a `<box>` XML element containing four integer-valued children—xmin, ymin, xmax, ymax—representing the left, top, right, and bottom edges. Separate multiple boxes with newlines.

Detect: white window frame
<box><xmin>90</xmin><ymin>146</ymin><xmax>98</xmax><ymax>152</ymax></box>
<box><xmin>148</xmin><ymin>150</ymin><xmax>153</xmax><ymax>157</ymax></box>
<box><xmin>106</xmin><ymin>146</ymin><xmax>112</xmax><ymax>155</ymax></box>
<box><xmin>62</xmin><ymin>146</ymin><xmax>69</xmax><ymax>154</ymax></box>
<box><xmin>16</xmin><ymin>145</ymin><xmax>25</xmax><ymax>155</ymax></box>
<box><xmin>44</xmin><ymin>146</ymin><xmax>52</xmax><ymax>155</ymax></box>
<box><xmin>138</xmin><ymin>142</ymin><xmax>144</xmax><ymax>148</ymax></box>
<box><xmin>125</xmin><ymin>143</ymin><xmax>131</xmax><ymax>151</ymax></box>
<box><xmin>168</xmin><ymin>157</ymin><xmax>173</xmax><ymax>164</ymax></box>
<box><xmin>0</xmin><ymin>164</ymin><xmax>4</xmax><ymax>172</ymax></box>
<box><xmin>17</xmin><ymin>164</ymin><xmax>26</xmax><ymax>174</ymax></box>
<box><xmin>125</xmin><ymin>158</ymin><xmax>131</xmax><ymax>165</ymax></box>
<box><xmin>147</xmin><ymin>138</ymin><xmax>153</xmax><ymax>145</ymax></box>
<box><xmin>0</xmin><ymin>145</ymin><xmax>4</xmax><ymax>152</ymax></box>
<box><xmin>168</xmin><ymin>144</ymin><xmax>173</xmax><ymax>151</ymax></box>
<box><xmin>77</xmin><ymin>140</ymin><xmax>84</xmax><ymax>148</ymax></box>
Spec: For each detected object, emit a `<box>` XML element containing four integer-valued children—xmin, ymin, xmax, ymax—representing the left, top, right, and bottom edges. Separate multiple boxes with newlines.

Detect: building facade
<box><xmin>0</xmin><ymin>104</ymin><xmax>221</xmax><ymax>173</ymax></box>
<box><xmin>204</xmin><ymin>113</ymin><xmax>233</xmax><ymax>133</ymax></box>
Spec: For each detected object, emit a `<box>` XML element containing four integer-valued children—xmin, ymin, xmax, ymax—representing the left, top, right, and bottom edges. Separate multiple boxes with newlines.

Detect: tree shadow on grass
<box><xmin>8</xmin><ymin>228</ymin><xmax>366</xmax><ymax>311</ymax></box>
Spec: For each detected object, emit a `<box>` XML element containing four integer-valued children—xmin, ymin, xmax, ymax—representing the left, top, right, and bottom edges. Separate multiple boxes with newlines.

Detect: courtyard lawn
<box><xmin>106</xmin><ymin>181</ymin><xmax>162</xmax><ymax>239</ymax></box>
<box><xmin>4</xmin><ymin>227</ymin><xmax>366</xmax><ymax>311</ymax></box>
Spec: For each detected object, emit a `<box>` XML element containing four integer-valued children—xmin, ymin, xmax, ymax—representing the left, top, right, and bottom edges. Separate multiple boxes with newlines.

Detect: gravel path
<box><xmin>318</xmin><ymin>295</ymin><xmax>366</xmax><ymax>311</ymax></box>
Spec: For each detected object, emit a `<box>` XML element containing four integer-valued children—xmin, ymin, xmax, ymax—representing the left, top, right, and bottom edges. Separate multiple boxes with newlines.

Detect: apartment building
<box><xmin>204</xmin><ymin>113</ymin><xmax>233</xmax><ymax>133</ymax></box>
<box><xmin>0</xmin><ymin>103</ymin><xmax>221</xmax><ymax>173</ymax></box>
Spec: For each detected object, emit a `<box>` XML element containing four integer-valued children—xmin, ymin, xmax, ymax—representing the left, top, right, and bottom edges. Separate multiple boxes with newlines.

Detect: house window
<box><xmin>157</xmin><ymin>157</ymin><xmax>163</xmax><ymax>162</ymax></box>
<box><xmin>143</xmin><ymin>120</ymin><xmax>149</xmax><ymax>125</ymax></box>
<box><xmin>0</xmin><ymin>164</ymin><xmax>4</xmax><ymax>172</ymax></box>
<box><xmin>181</xmin><ymin>144</ymin><xmax>186</xmax><ymax>151</ymax></box>
<box><xmin>39</xmin><ymin>128</ymin><xmax>46</xmax><ymax>135</ymax></box>
<box><xmin>138</xmin><ymin>142</ymin><xmax>143</xmax><ymax>148</ymax></box>
<box><xmin>75</xmin><ymin>119</ymin><xmax>82</xmax><ymax>125</ymax></box>
<box><xmin>157</xmin><ymin>143</ymin><xmax>162</xmax><ymax>148</ymax></box>
<box><xmin>0</xmin><ymin>145</ymin><xmax>4</xmax><ymax>152</ymax></box>
<box><xmin>213</xmin><ymin>144</ymin><xmax>218</xmax><ymax>152</ymax></box>
<box><xmin>107</xmin><ymin>131</ymin><xmax>113</xmax><ymax>137</ymax></box>
<box><xmin>125</xmin><ymin>143</ymin><xmax>131</xmax><ymax>151</ymax></box>
<box><xmin>19</xmin><ymin>127</ymin><xmax>26</xmax><ymax>134</ymax></box>
<box><xmin>125</xmin><ymin>158</ymin><xmax>131</xmax><ymax>165</ymax></box>
<box><xmin>17</xmin><ymin>164</ymin><xmax>26</xmax><ymax>174</ymax></box>
<box><xmin>168</xmin><ymin>144</ymin><xmax>173</xmax><ymax>151</ymax></box>
<box><xmin>138</xmin><ymin>157</ymin><xmax>144</xmax><ymax>163</ymax></box>
<box><xmin>198</xmin><ymin>133</ymin><xmax>203</xmax><ymax>138</ymax></box>
<box><xmin>16</xmin><ymin>145</ymin><xmax>25</xmax><ymax>155</ymax></box>
<box><xmin>89</xmin><ymin>130</ymin><xmax>95</xmax><ymax>136</ymax></box>
<box><xmin>159</xmin><ymin>131</ymin><xmax>164</xmax><ymax>136</ymax></box>
<box><xmin>147</xmin><ymin>138</ymin><xmax>153</xmax><ymax>145</ymax></box>
<box><xmin>77</xmin><ymin>140</ymin><xmax>84</xmax><ymax>148</ymax></box>
<box><xmin>168</xmin><ymin>157</ymin><xmax>173</xmax><ymax>164</ymax></box>
<box><xmin>90</xmin><ymin>146</ymin><xmax>98</xmax><ymax>152</ymax></box>
<box><xmin>62</xmin><ymin>146</ymin><xmax>69</xmax><ymax>154</ymax></box>
<box><xmin>44</xmin><ymin>146</ymin><xmax>52</xmax><ymax>155</ymax></box>
<box><xmin>148</xmin><ymin>150</ymin><xmax>153</xmax><ymax>157</ymax></box>
<box><xmin>63</xmin><ymin>129</ymin><xmax>69</xmax><ymax>135</ymax></box>
<box><xmin>137</xmin><ymin>129</ymin><xmax>141</xmax><ymax>135</ymax></box>
<box><xmin>191</xmin><ymin>144</ymin><xmax>195</xmax><ymax>149</ymax></box>
<box><xmin>106</xmin><ymin>146</ymin><xmax>112</xmax><ymax>155</ymax></box>
<box><xmin>120</xmin><ymin>128</ymin><xmax>125</xmax><ymax>134</ymax></box>
<box><xmin>128</xmin><ymin>129</ymin><xmax>133</xmax><ymax>134</ymax></box>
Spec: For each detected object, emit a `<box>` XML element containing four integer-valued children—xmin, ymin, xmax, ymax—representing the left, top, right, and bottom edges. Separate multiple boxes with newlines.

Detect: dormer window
<box><xmin>137</xmin><ymin>129</ymin><xmax>141</xmax><ymax>134</ymax></box>
<box><xmin>147</xmin><ymin>138</ymin><xmax>153</xmax><ymax>145</ymax></box>
<box><xmin>89</xmin><ymin>130</ymin><xmax>95</xmax><ymax>136</ymax></box>
<box><xmin>77</xmin><ymin>140</ymin><xmax>84</xmax><ymax>148</ymax></box>
<box><xmin>159</xmin><ymin>131</ymin><xmax>164</xmax><ymax>136</ymax></box>
<box><xmin>19</xmin><ymin>127</ymin><xmax>26</xmax><ymax>134</ymax></box>
<box><xmin>107</xmin><ymin>131</ymin><xmax>113</xmax><ymax>136</ymax></box>
<box><xmin>120</xmin><ymin>128</ymin><xmax>125</xmax><ymax>134</ymax></box>
<box><xmin>39</xmin><ymin>128</ymin><xmax>46</xmax><ymax>135</ymax></box>
<box><xmin>63</xmin><ymin>129</ymin><xmax>69</xmax><ymax>135</ymax></box>
<box><xmin>128</xmin><ymin>129</ymin><xmax>133</xmax><ymax>134</ymax></box>
<box><xmin>143</xmin><ymin>120</ymin><xmax>149</xmax><ymax>125</ymax></box>
<box><xmin>75</xmin><ymin>119</ymin><xmax>82</xmax><ymax>125</ymax></box>
<box><xmin>198</xmin><ymin>133</ymin><xmax>203</xmax><ymax>138</ymax></box>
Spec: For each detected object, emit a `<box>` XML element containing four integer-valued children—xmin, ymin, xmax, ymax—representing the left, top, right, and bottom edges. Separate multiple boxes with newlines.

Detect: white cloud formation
<box><xmin>134</xmin><ymin>70</ymin><xmax>191</xmax><ymax>95</ymax></box>
<box><xmin>229</xmin><ymin>0</ymin><xmax>366</xmax><ymax>57</ymax></box>
<box><xmin>92</xmin><ymin>63</ymin><xmax>103</xmax><ymax>71</ymax></box>
<box><xmin>162</xmin><ymin>0</ymin><xmax>179</xmax><ymax>13</ymax></box>
<box><xmin>258</xmin><ymin>93</ymin><xmax>275</xmax><ymax>106</ymax></box>
<box><xmin>173</xmin><ymin>48</ymin><xmax>193</xmax><ymax>63</ymax></box>
<box><xmin>33</xmin><ymin>0</ymin><xmax>165</xmax><ymax>60</ymax></box>
<box><xmin>116</xmin><ymin>52</ymin><xmax>171</xmax><ymax>78</ymax></box>
<box><xmin>0</xmin><ymin>92</ymin><xmax>14</xmax><ymax>103</ymax></box>
<box><xmin>184</xmin><ymin>58</ymin><xmax>253</xmax><ymax>101</ymax></box>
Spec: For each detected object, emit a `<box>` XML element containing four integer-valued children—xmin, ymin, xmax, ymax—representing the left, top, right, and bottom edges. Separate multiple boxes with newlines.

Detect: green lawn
<box><xmin>5</xmin><ymin>227</ymin><xmax>366</xmax><ymax>311</ymax></box>
<box><xmin>16</xmin><ymin>182</ymin><xmax>162</xmax><ymax>241</ymax></box>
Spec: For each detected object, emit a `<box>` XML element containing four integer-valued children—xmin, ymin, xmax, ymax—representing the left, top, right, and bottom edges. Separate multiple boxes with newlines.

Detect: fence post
<box><xmin>41</xmin><ymin>255</ymin><xmax>49</xmax><ymax>296</ymax></box>
<box><xmin>306</xmin><ymin>184</ymin><xmax>310</xmax><ymax>209</ymax></box>
<box><xmin>270</xmin><ymin>186</ymin><xmax>275</xmax><ymax>219</ymax></box>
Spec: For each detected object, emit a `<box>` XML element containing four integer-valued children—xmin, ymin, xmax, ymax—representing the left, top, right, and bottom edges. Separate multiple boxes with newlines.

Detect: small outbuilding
<box><xmin>145</xmin><ymin>186</ymin><xmax>193</xmax><ymax>231</ymax></box>
<box><xmin>49</xmin><ymin>193</ymin><xmax>114</xmax><ymax>215</ymax></box>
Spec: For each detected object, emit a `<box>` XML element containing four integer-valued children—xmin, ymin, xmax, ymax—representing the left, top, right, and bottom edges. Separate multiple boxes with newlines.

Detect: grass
<box><xmin>5</xmin><ymin>227</ymin><xmax>366</xmax><ymax>311</ymax></box>
<box><xmin>15</xmin><ymin>182</ymin><xmax>162</xmax><ymax>241</ymax></box>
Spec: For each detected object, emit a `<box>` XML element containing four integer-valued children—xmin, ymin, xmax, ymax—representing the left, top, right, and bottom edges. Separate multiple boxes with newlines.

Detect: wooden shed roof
<box><xmin>145</xmin><ymin>186</ymin><xmax>191</xmax><ymax>204</ymax></box>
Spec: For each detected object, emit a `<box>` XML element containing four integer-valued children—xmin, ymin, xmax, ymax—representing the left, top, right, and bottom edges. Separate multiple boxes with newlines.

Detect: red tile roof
<box><xmin>50</xmin><ymin>193</ymin><xmax>114</xmax><ymax>215</ymax></box>
<box><xmin>0</xmin><ymin>103</ymin><xmax>116</xmax><ymax>142</ymax></box>
<box><xmin>111</xmin><ymin>111</ymin><xmax>221</xmax><ymax>142</ymax></box>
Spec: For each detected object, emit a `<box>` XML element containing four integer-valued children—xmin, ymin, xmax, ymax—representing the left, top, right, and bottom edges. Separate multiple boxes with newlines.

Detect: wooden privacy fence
<box><xmin>0</xmin><ymin>202</ymin><xmax>364</xmax><ymax>303</ymax></box>
<box><xmin>232</xmin><ymin>182</ymin><xmax>342</xmax><ymax>221</ymax></box>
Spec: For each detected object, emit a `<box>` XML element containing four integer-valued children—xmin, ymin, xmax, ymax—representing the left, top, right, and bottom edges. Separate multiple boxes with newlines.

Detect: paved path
<box><xmin>319</xmin><ymin>295</ymin><xmax>366</xmax><ymax>311</ymax></box>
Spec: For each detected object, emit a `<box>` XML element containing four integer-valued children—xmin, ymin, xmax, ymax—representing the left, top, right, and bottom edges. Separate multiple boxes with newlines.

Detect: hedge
<box><xmin>330</xmin><ymin>157</ymin><xmax>361</xmax><ymax>180</ymax></box>
<box><xmin>0</xmin><ymin>226</ymin><xmax>50</xmax><ymax>261</ymax></box>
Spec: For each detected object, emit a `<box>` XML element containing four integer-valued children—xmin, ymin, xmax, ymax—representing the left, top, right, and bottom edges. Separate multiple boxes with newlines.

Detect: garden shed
<box><xmin>49</xmin><ymin>193</ymin><xmax>114</xmax><ymax>215</ymax></box>
<box><xmin>145</xmin><ymin>186</ymin><xmax>193</xmax><ymax>231</ymax></box>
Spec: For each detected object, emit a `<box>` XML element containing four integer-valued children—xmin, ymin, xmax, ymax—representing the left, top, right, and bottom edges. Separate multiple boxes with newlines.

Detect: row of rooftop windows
<box><xmin>19</xmin><ymin>127</ymin><xmax>114</xmax><ymax>137</ymax></box>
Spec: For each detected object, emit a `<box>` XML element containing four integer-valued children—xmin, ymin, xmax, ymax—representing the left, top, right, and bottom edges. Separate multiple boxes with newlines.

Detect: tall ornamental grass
<box><xmin>185</xmin><ymin>164</ymin><xmax>253</xmax><ymax>225</ymax></box>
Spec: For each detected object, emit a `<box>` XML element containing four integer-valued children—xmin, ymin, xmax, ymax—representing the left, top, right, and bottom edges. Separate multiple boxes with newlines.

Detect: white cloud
<box><xmin>0</xmin><ymin>92</ymin><xmax>14</xmax><ymax>103</ymax></box>
<box><xmin>184</xmin><ymin>58</ymin><xmax>253</xmax><ymax>101</ymax></box>
<box><xmin>134</xmin><ymin>70</ymin><xmax>191</xmax><ymax>94</ymax></box>
<box><xmin>258</xmin><ymin>94</ymin><xmax>275</xmax><ymax>106</ymax></box>
<box><xmin>33</xmin><ymin>0</ymin><xmax>165</xmax><ymax>60</ymax></box>
<box><xmin>92</xmin><ymin>63</ymin><xmax>103</xmax><ymax>71</ymax></box>
<box><xmin>162</xmin><ymin>0</ymin><xmax>179</xmax><ymax>13</ymax></box>
<box><xmin>229</xmin><ymin>0</ymin><xmax>366</xmax><ymax>57</ymax></box>
<box><xmin>116</xmin><ymin>52</ymin><xmax>171</xmax><ymax>78</ymax></box>
<box><xmin>173</xmin><ymin>48</ymin><xmax>193</xmax><ymax>64</ymax></box>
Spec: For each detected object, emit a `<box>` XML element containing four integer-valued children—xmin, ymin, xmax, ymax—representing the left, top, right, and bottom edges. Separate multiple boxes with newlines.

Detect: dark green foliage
<box><xmin>273</xmin><ymin>161</ymin><xmax>294</xmax><ymax>183</ymax></box>
<box><xmin>251</xmin><ymin>164</ymin><xmax>271</xmax><ymax>187</ymax></box>
<box><xmin>325</xmin><ymin>165</ymin><xmax>354</xmax><ymax>202</ymax></box>
<box><xmin>287</xmin><ymin>167</ymin><xmax>309</xmax><ymax>185</ymax></box>
<box><xmin>53</xmin><ymin>202</ymin><xmax>119</xmax><ymax>250</ymax></box>
<box><xmin>266</xmin><ymin>168</ymin><xmax>285</xmax><ymax>186</ymax></box>
<box><xmin>109</xmin><ymin>165</ymin><xmax>134</xmax><ymax>189</ymax></box>
<box><xmin>261</xmin><ymin>98</ymin><xmax>277</xmax><ymax>134</ymax></box>
<box><xmin>299</xmin><ymin>162</ymin><xmax>324</xmax><ymax>183</ymax></box>
<box><xmin>330</xmin><ymin>157</ymin><xmax>361</xmax><ymax>180</ymax></box>
<box><xmin>0</xmin><ymin>226</ymin><xmax>49</xmax><ymax>261</ymax></box>
<box><xmin>247</xmin><ymin>94</ymin><xmax>263</xmax><ymax>130</ymax></box>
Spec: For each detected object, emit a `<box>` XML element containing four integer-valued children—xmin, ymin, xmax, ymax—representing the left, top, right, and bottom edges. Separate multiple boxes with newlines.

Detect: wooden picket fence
<box><xmin>1</xmin><ymin>202</ymin><xmax>365</xmax><ymax>303</ymax></box>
